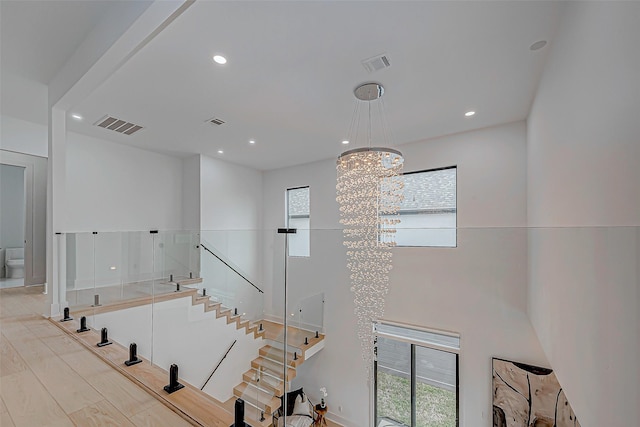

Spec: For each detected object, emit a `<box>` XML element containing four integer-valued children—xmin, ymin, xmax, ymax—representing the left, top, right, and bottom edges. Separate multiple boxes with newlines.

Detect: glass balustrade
<box><xmin>55</xmin><ymin>226</ymin><xmax>639</xmax><ymax>427</ymax></box>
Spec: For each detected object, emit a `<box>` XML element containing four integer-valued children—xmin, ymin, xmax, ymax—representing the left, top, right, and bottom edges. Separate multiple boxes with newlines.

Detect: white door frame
<box><xmin>0</xmin><ymin>150</ymin><xmax>47</xmax><ymax>286</ymax></box>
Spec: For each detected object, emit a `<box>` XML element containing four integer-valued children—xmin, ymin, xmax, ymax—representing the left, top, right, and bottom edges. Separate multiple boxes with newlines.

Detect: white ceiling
<box><xmin>4</xmin><ymin>1</ymin><xmax>561</xmax><ymax>170</ymax></box>
<box><xmin>0</xmin><ymin>0</ymin><xmax>151</xmax><ymax>124</ymax></box>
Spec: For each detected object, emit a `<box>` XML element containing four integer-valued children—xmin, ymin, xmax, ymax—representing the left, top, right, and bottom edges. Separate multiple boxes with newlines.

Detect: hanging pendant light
<box><xmin>336</xmin><ymin>83</ymin><xmax>404</xmax><ymax>380</ymax></box>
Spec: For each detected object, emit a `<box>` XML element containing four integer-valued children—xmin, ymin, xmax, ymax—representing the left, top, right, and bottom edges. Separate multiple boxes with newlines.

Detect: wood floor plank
<box><xmin>1</xmin><ymin>410</ymin><xmax>16</xmax><ymax>427</ymax></box>
<box><xmin>129</xmin><ymin>401</ymin><xmax>194</xmax><ymax>427</ymax></box>
<box><xmin>84</xmin><ymin>370</ymin><xmax>157</xmax><ymax>418</ymax></box>
<box><xmin>0</xmin><ymin>335</ymin><xmax>27</xmax><ymax>377</ymax></box>
<box><xmin>69</xmin><ymin>399</ymin><xmax>136</xmax><ymax>427</ymax></box>
<box><xmin>0</xmin><ymin>318</ymin><xmax>32</xmax><ymax>342</ymax></box>
<box><xmin>59</xmin><ymin>349</ymin><xmax>112</xmax><ymax>378</ymax></box>
<box><xmin>1</xmin><ymin>369</ymin><xmax>74</xmax><ymax>427</ymax></box>
<box><xmin>27</xmin><ymin>350</ymin><xmax>104</xmax><ymax>414</ymax></box>
<box><xmin>41</xmin><ymin>333</ymin><xmax>85</xmax><ymax>355</ymax></box>
<box><xmin>27</xmin><ymin>322</ymin><xmax>67</xmax><ymax>339</ymax></box>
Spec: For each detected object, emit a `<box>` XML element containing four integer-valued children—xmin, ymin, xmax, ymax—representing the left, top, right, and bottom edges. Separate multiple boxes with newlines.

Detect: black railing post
<box><xmin>77</xmin><ymin>316</ymin><xmax>89</xmax><ymax>333</ymax></box>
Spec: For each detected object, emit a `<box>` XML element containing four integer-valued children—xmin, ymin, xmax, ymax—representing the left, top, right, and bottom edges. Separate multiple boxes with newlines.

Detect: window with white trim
<box><xmin>375</xmin><ymin>322</ymin><xmax>459</xmax><ymax>427</ymax></box>
<box><xmin>384</xmin><ymin>166</ymin><xmax>457</xmax><ymax>247</ymax></box>
<box><xmin>286</xmin><ymin>186</ymin><xmax>310</xmax><ymax>257</ymax></box>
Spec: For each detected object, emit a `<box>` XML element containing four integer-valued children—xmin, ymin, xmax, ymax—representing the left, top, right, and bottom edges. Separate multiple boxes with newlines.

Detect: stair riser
<box><xmin>250</xmin><ymin>361</ymin><xmax>295</xmax><ymax>382</ymax></box>
<box><xmin>243</xmin><ymin>372</ymin><xmax>284</xmax><ymax>395</ymax></box>
<box><xmin>259</xmin><ymin>348</ymin><xmax>304</xmax><ymax>368</ymax></box>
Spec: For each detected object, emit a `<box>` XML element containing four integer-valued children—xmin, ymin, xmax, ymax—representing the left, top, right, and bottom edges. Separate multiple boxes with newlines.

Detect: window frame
<box><xmin>285</xmin><ymin>186</ymin><xmax>310</xmax><ymax>257</ymax></box>
<box><xmin>374</xmin><ymin>320</ymin><xmax>460</xmax><ymax>427</ymax></box>
<box><xmin>392</xmin><ymin>165</ymin><xmax>458</xmax><ymax>249</ymax></box>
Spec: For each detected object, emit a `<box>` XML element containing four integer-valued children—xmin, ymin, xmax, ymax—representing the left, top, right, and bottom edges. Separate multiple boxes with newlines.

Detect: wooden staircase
<box><xmin>225</xmin><ymin>321</ymin><xmax>326</xmax><ymax>424</ymax></box>
<box><xmin>65</xmin><ymin>278</ymin><xmax>325</xmax><ymax>427</ymax></box>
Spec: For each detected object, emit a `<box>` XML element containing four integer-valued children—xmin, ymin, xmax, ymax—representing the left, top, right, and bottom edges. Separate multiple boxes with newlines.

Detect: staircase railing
<box><xmin>202</xmin><ymin>339</ymin><xmax>237</xmax><ymax>390</ymax></box>
<box><xmin>200</xmin><ymin>243</ymin><xmax>263</xmax><ymax>294</ymax></box>
<box><xmin>198</xmin><ymin>236</ymin><xmax>265</xmax><ymax>323</ymax></box>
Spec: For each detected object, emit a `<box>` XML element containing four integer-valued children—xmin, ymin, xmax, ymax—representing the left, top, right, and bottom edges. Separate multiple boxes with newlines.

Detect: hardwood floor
<box><xmin>0</xmin><ymin>286</ymin><xmax>343</xmax><ymax>427</ymax></box>
<box><xmin>0</xmin><ymin>285</ymin><xmax>194</xmax><ymax>427</ymax></box>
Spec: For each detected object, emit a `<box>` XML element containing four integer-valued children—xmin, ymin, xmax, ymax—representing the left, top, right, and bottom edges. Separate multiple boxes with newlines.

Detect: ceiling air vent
<box><xmin>207</xmin><ymin>117</ymin><xmax>226</xmax><ymax>126</ymax></box>
<box><xmin>94</xmin><ymin>115</ymin><xmax>144</xmax><ymax>135</ymax></box>
<box><xmin>362</xmin><ymin>53</ymin><xmax>391</xmax><ymax>73</ymax></box>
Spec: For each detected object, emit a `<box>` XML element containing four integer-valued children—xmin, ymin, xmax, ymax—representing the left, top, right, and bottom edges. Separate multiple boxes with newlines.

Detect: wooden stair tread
<box><xmin>233</xmin><ymin>383</ymin><xmax>281</xmax><ymax>414</ymax></box>
<box><xmin>259</xmin><ymin>320</ymin><xmax>325</xmax><ymax>355</ymax></box>
<box><xmin>70</xmin><ymin>288</ymin><xmax>198</xmax><ymax>317</ymax></box>
<box><xmin>251</xmin><ymin>357</ymin><xmax>296</xmax><ymax>381</ymax></box>
<box><xmin>173</xmin><ymin>277</ymin><xmax>203</xmax><ymax>286</ymax></box>
<box><xmin>243</xmin><ymin>369</ymin><xmax>284</xmax><ymax>396</ymax></box>
<box><xmin>259</xmin><ymin>345</ymin><xmax>304</xmax><ymax>367</ymax></box>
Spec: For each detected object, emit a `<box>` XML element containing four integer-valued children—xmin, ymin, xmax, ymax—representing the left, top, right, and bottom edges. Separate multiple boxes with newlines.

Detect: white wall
<box><xmin>263</xmin><ymin>121</ymin><xmax>547</xmax><ymax>426</ymax></box>
<box><xmin>527</xmin><ymin>2</ymin><xmax>640</xmax><ymax>425</ymax></box>
<box><xmin>0</xmin><ymin>164</ymin><xmax>26</xmax><ymax>252</ymax></box>
<box><xmin>200</xmin><ymin>154</ymin><xmax>263</xmax><ymax>231</ymax></box>
<box><xmin>182</xmin><ymin>155</ymin><xmax>201</xmax><ymax>231</ymax></box>
<box><xmin>199</xmin><ymin>155</ymin><xmax>263</xmax><ymax>305</ymax></box>
<box><xmin>64</xmin><ymin>132</ymin><xmax>183</xmax><ymax>232</ymax></box>
<box><xmin>0</xmin><ymin>115</ymin><xmax>48</xmax><ymax>158</ymax></box>
<box><xmin>87</xmin><ymin>294</ymin><xmax>264</xmax><ymax>404</ymax></box>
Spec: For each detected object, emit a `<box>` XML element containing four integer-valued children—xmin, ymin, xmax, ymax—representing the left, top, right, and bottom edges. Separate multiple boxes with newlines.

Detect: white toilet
<box><xmin>5</xmin><ymin>248</ymin><xmax>25</xmax><ymax>279</ymax></box>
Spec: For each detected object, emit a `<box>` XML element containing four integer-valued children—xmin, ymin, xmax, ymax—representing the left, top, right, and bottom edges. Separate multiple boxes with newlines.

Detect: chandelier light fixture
<box><xmin>336</xmin><ymin>83</ymin><xmax>404</xmax><ymax>379</ymax></box>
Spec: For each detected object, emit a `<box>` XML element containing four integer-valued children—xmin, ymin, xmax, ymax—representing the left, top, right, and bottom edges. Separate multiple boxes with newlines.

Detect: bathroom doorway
<box><xmin>0</xmin><ymin>163</ymin><xmax>26</xmax><ymax>288</ymax></box>
<box><xmin>0</xmin><ymin>151</ymin><xmax>47</xmax><ymax>288</ymax></box>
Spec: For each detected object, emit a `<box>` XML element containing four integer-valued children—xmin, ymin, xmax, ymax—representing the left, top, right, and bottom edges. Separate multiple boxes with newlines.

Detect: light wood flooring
<box><xmin>0</xmin><ymin>285</ymin><xmax>342</xmax><ymax>427</ymax></box>
<box><xmin>0</xmin><ymin>285</ymin><xmax>194</xmax><ymax>427</ymax></box>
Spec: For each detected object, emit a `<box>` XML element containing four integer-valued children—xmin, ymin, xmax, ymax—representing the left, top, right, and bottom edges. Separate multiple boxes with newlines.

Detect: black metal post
<box><xmin>164</xmin><ymin>364</ymin><xmax>184</xmax><ymax>394</ymax></box>
<box><xmin>77</xmin><ymin>316</ymin><xmax>89</xmax><ymax>333</ymax></box>
<box><xmin>97</xmin><ymin>327</ymin><xmax>112</xmax><ymax>347</ymax></box>
<box><xmin>125</xmin><ymin>343</ymin><xmax>142</xmax><ymax>366</ymax></box>
<box><xmin>230</xmin><ymin>398</ymin><xmax>248</xmax><ymax>427</ymax></box>
<box><xmin>61</xmin><ymin>307</ymin><xmax>73</xmax><ymax>322</ymax></box>
<box><xmin>93</xmin><ymin>294</ymin><xmax>101</xmax><ymax>307</ymax></box>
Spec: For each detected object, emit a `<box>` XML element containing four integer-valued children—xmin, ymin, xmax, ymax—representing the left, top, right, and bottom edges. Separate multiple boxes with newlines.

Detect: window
<box><xmin>385</xmin><ymin>166</ymin><xmax>457</xmax><ymax>247</ymax></box>
<box><xmin>286</xmin><ymin>186</ymin><xmax>310</xmax><ymax>257</ymax></box>
<box><xmin>375</xmin><ymin>322</ymin><xmax>459</xmax><ymax>427</ymax></box>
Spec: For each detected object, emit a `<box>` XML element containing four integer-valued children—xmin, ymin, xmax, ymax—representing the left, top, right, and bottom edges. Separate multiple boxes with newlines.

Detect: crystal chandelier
<box><xmin>336</xmin><ymin>83</ymin><xmax>404</xmax><ymax>379</ymax></box>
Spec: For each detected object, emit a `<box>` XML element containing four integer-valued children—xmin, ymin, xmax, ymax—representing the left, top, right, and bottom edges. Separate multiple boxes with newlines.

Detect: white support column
<box><xmin>46</xmin><ymin>107</ymin><xmax>67</xmax><ymax>317</ymax></box>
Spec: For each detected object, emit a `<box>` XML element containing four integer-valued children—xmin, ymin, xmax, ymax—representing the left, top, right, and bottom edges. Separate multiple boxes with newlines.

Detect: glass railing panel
<box><xmin>200</xmin><ymin>229</ymin><xmax>261</xmax><ymax>285</ymax></box>
<box><xmin>65</xmin><ymin>232</ymin><xmax>95</xmax><ymax>309</ymax></box>
<box><xmin>157</xmin><ymin>230</ymin><xmax>200</xmax><ymax>283</ymax></box>
<box><xmin>199</xmin><ymin>231</ymin><xmax>264</xmax><ymax>322</ymax></box>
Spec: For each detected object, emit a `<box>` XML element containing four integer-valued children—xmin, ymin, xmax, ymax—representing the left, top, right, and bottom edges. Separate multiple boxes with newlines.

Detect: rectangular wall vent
<box><xmin>362</xmin><ymin>53</ymin><xmax>391</xmax><ymax>73</ymax></box>
<box><xmin>207</xmin><ymin>117</ymin><xmax>226</xmax><ymax>126</ymax></box>
<box><xmin>94</xmin><ymin>115</ymin><xmax>144</xmax><ymax>135</ymax></box>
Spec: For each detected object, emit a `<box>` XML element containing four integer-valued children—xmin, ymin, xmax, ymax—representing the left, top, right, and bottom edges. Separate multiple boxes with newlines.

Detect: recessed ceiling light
<box><xmin>249</xmin><ymin>140</ymin><xmax>255</xmax><ymax>145</ymax></box>
<box><xmin>530</xmin><ymin>40</ymin><xmax>547</xmax><ymax>51</ymax></box>
<box><xmin>213</xmin><ymin>55</ymin><xmax>227</xmax><ymax>64</ymax></box>
<box><xmin>465</xmin><ymin>111</ymin><xmax>476</xmax><ymax>117</ymax></box>
<box><xmin>217</xmin><ymin>149</ymin><xmax>224</xmax><ymax>154</ymax></box>
<box><xmin>342</xmin><ymin>140</ymin><xmax>350</xmax><ymax>145</ymax></box>
<box><xmin>71</xmin><ymin>114</ymin><xmax>83</xmax><ymax>120</ymax></box>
